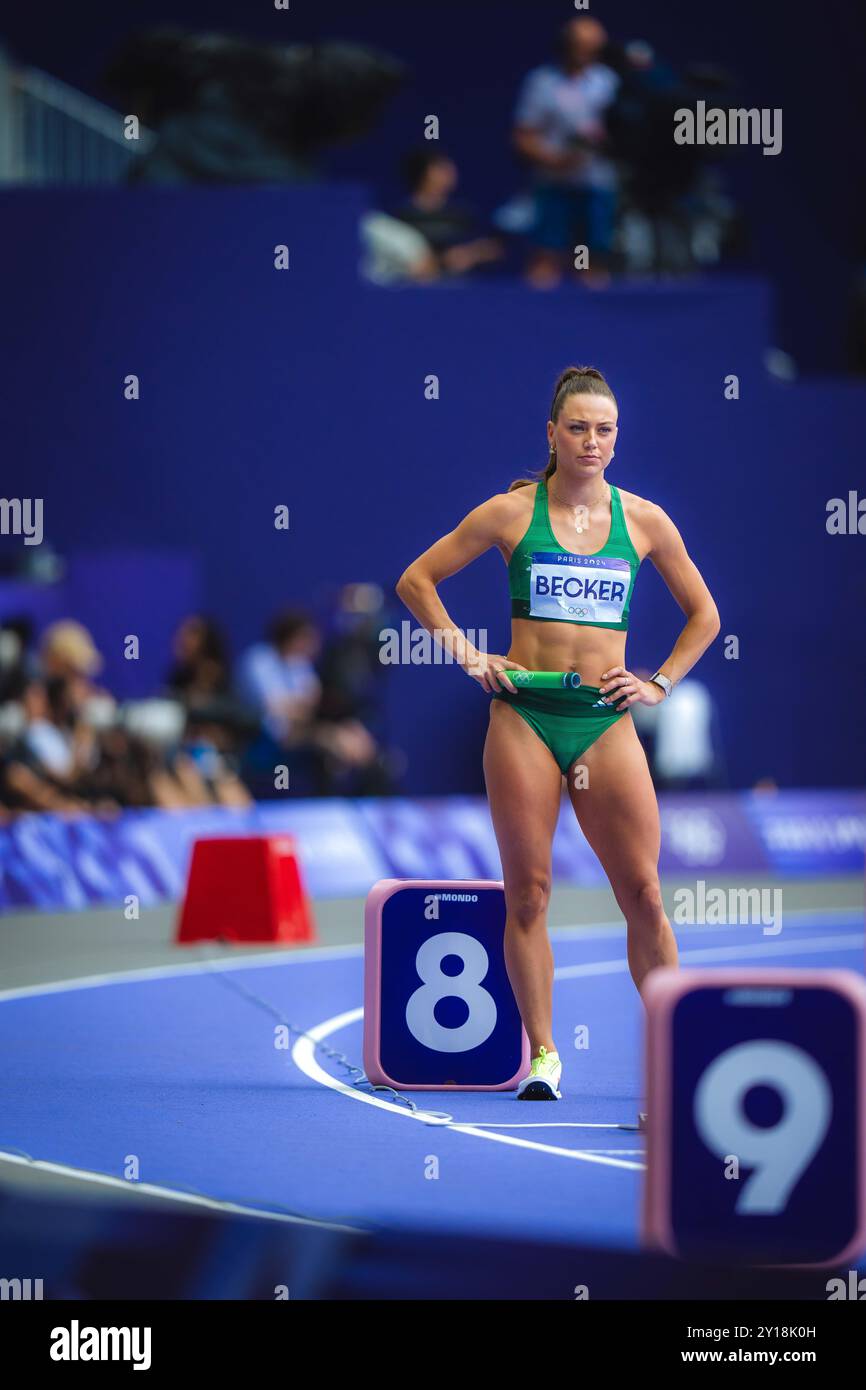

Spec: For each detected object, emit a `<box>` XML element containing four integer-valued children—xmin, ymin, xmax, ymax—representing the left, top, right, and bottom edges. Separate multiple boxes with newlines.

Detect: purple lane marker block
<box><xmin>363</xmin><ymin>878</ymin><xmax>530</xmax><ymax>1091</ymax></box>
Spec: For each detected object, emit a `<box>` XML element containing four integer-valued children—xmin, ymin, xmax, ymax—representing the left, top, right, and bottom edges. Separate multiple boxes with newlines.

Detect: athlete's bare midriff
<box><xmin>496</xmin><ymin>482</ymin><xmax>652</xmax><ymax>687</ymax></box>
<box><xmin>505</xmin><ymin>617</ymin><xmax>627</xmax><ymax>687</ymax></box>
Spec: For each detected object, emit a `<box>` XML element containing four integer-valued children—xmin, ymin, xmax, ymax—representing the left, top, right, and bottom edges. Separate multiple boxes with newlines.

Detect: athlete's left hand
<box><xmin>599</xmin><ymin>667</ymin><xmax>666</xmax><ymax>711</ymax></box>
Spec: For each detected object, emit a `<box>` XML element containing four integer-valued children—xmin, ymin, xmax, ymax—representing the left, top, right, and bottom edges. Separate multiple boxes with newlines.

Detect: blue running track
<box><xmin>1</xmin><ymin>914</ymin><xmax>862</xmax><ymax>1250</ymax></box>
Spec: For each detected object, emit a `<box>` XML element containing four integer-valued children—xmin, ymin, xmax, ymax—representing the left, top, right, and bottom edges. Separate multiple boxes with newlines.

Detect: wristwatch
<box><xmin>649</xmin><ymin>670</ymin><xmax>673</xmax><ymax>698</ymax></box>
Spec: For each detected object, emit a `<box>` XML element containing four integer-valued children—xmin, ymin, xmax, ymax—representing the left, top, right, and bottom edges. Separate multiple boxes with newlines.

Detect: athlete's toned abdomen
<box><xmin>507</xmin><ymin>616</ymin><xmax>628</xmax><ymax>687</ymax></box>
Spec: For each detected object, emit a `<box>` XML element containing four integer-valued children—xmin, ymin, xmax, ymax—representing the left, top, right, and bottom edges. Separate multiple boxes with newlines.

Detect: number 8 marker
<box><xmin>405</xmin><ymin>932</ymin><xmax>498</xmax><ymax>1053</ymax></box>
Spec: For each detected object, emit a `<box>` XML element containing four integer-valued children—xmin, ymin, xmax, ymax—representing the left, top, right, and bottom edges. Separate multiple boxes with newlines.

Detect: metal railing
<box><xmin>0</xmin><ymin>45</ymin><xmax>154</xmax><ymax>184</ymax></box>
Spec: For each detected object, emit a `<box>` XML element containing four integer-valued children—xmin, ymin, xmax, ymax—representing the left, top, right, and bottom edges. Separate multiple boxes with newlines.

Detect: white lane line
<box><xmin>291</xmin><ymin>1010</ymin><xmax>644</xmax><ymax>1171</ymax></box>
<box><xmin>555</xmin><ymin>932</ymin><xmax>864</xmax><ymax>980</ymax></box>
<box><xmin>549</xmin><ymin>908</ymin><xmax>863</xmax><ymax>939</ymax></box>
<box><xmin>292</xmin><ymin>929</ymin><xmax>865</xmax><ymax>1173</ymax></box>
<box><xmin>578</xmin><ymin>1149</ymin><xmax>645</xmax><ymax>1155</ymax></box>
<box><xmin>679</xmin><ymin>933</ymin><xmax>864</xmax><ymax>963</ymax></box>
<box><xmin>292</xmin><ymin>1009</ymin><xmax>644</xmax><ymax>1169</ymax></box>
<box><xmin>459</xmin><ymin>1122</ymin><xmax>632</xmax><ymax>1129</ymax></box>
<box><xmin>0</xmin><ymin>941</ymin><xmax>365</xmax><ymax>1003</ymax></box>
<box><xmin>0</xmin><ymin>1150</ymin><xmax>365</xmax><ymax>1232</ymax></box>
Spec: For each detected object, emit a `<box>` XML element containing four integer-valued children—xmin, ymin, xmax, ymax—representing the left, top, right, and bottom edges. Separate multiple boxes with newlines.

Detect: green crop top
<box><xmin>508</xmin><ymin>478</ymin><xmax>641</xmax><ymax>631</ymax></box>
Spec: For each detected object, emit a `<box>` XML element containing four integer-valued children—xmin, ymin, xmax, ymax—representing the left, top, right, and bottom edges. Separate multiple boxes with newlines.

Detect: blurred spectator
<box><xmin>39</xmin><ymin>619</ymin><xmax>101</xmax><ymax>680</ymax></box>
<box><xmin>654</xmin><ymin>678</ymin><xmax>723</xmax><ymax>790</ymax></box>
<box><xmin>604</xmin><ymin>41</ymin><xmax>740</xmax><ymax>274</ymax></box>
<box><xmin>511</xmin><ymin>16</ymin><xmax>620</xmax><ymax>288</ymax></box>
<box><xmin>0</xmin><ymin>616</ymin><xmax>37</xmax><ymax>703</ymax></box>
<box><xmin>238</xmin><ymin>606</ymin><xmax>395</xmax><ymax>796</ymax></box>
<box><xmin>359</xmin><ymin>211</ymin><xmax>439</xmax><ymax>286</ymax></box>
<box><xmin>0</xmin><ymin>620</ymin><xmax>117</xmax><ymax>812</ymax></box>
<box><xmin>632</xmin><ymin>670</ymin><xmax>726</xmax><ymax>791</ymax></box>
<box><xmin>164</xmin><ymin>615</ymin><xmax>261</xmax><ymax>798</ymax></box>
<box><xmin>318</xmin><ymin>583</ymin><xmax>387</xmax><ymax>724</ymax></box>
<box><xmin>77</xmin><ymin>722</ymin><xmax>167</xmax><ymax>809</ymax></box>
<box><xmin>1</xmin><ymin>679</ymin><xmax>93</xmax><ymax>812</ymax></box>
<box><xmin>21</xmin><ymin>679</ymin><xmax>78</xmax><ymax>782</ymax></box>
<box><xmin>84</xmin><ymin>707</ymin><xmax>252</xmax><ymax>810</ymax></box>
<box><xmin>317</xmin><ymin>583</ymin><xmax>404</xmax><ymax>790</ymax></box>
<box><xmin>0</xmin><ymin>601</ymin><xmax>402</xmax><ymax>814</ymax></box>
<box><xmin>386</xmin><ymin>149</ymin><xmax>505</xmax><ymax>279</ymax></box>
<box><xmin>101</xmin><ymin>29</ymin><xmax>406</xmax><ymax>184</ymax></box>
<box><xmin>166</xmin><ymin>614</ymin><xmax>231</xmax><ymax>702</ymax></box>
<box><xmin>0</xmin><ymin>617</ymin><xmax>255</xmax><ymax>813</ymax></box>
<box><xmin>37</xmin><ymin>621</ymin><xmax>116</xmax><ymax>780</ymax></box>
<box><xmin>174</xmin><ymin>707</ymin><xmax>253</xmax><ymax>807</ymax></box>
<box><xmin>237</xmin><ymin>609</ymin><xmax>323</xmax><ymax>747</ymax></box>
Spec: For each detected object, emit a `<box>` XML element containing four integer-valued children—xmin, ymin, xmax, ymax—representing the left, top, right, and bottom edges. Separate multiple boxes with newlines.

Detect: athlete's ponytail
<box><xmin>507</xmin><ymin>365</ymin><xmax>617</xmax><ymax>492</ymax></box>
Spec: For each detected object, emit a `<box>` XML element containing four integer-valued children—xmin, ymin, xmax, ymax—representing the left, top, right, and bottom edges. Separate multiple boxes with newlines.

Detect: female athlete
<box><xmin>396</xmin><ymin>366</ymin><xmax>720</xmax><ymax>1099</ymax></box>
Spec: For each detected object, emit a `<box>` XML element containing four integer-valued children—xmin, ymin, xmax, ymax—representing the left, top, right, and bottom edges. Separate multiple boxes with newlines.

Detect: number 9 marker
<box><xmin>642</xmin><ymin>967</ymin><xmax>866</xmax><ymax>1267</ymax></box>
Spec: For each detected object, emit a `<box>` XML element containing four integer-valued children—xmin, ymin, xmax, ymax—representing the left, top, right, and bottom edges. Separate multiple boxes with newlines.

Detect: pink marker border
<box><xmin>641</xmin><ymin>966</ymin><xmax>866</xmax><ymax>1269</ymax></box>
<box><xmin>362</xmin><ymin>878</ymin><xmax>530</xmax><ymax>1091</ymax></box>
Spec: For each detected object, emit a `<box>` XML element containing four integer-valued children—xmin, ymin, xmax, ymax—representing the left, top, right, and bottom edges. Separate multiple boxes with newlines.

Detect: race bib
<box><xmin>529</xmin><ymin>551</ymin><xmax>630</xmax><ymax>624</ymax></box>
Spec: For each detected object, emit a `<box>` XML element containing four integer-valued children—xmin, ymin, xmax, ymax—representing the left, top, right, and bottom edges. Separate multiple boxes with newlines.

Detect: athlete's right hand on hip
<box><xmin>463</xmin><ymin>653</ymin><xmax>528</xmax><ymax>694</ymax></box>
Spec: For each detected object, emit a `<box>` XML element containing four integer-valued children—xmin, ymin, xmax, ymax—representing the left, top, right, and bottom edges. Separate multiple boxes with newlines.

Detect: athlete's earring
<box><xmin>610</xmin><ymin>449</ymin><xmax>615</xmax><ymax>457</ymax></box>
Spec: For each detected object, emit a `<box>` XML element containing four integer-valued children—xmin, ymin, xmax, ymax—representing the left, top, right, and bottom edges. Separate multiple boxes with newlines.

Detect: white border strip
<box><xmin>0</xmin><ymin>1150</ymin><xmax>364</xmax><ymax>1232</ymax></box>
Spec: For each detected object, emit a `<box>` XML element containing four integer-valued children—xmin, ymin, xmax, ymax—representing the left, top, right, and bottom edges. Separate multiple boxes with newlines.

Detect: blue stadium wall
<box><xmin>2</xmin><ymin>184</ymin><xmax>864</xmax><ymax>794</ymax></box>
